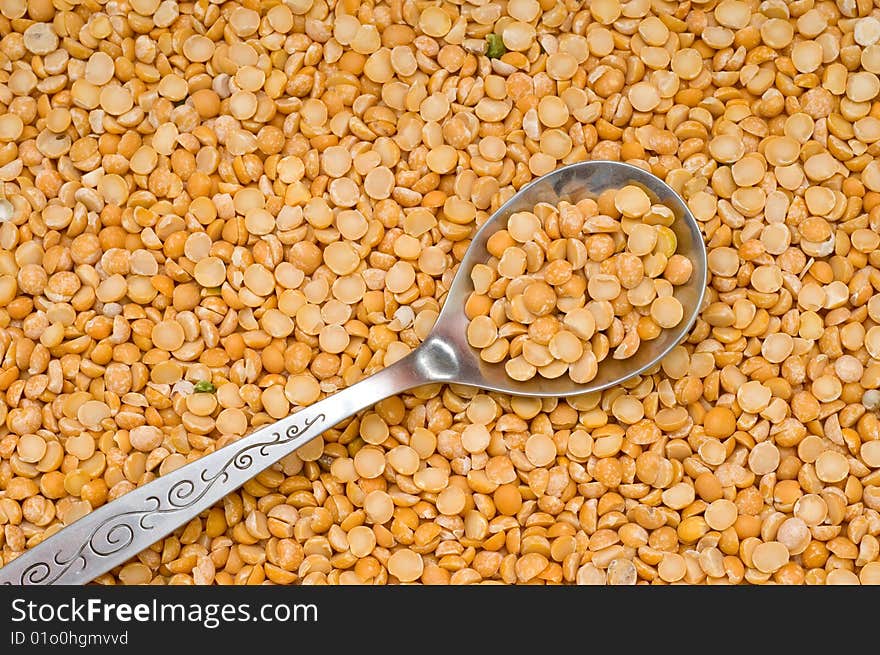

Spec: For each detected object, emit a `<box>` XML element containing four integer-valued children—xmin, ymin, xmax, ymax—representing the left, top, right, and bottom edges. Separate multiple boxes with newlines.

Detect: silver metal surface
<box><xmin>0</xmin><ymin>161</ymin><xmax>707</xmax><ymax>585</ymax></box>
<box><xmin>427</xmin><ymin>160</ymin><xmax>708</xmax><ymax>396</ymax></box>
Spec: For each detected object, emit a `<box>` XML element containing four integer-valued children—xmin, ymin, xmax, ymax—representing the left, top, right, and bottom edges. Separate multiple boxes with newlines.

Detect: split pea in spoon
<box><xmin>0</xmin><ymin>161</ymin><xmax>707</xmax><ymax>585</ymax></box>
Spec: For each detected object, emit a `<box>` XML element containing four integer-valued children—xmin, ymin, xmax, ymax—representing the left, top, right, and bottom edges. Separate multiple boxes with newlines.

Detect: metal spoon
<box><xmin>0</xmin><ymin>161</ymin><xmax>707</xmax><ymax>585</ymax></box>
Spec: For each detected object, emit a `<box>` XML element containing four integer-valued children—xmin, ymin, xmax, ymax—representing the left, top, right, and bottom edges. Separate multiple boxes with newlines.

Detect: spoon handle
<box><xmin>0</xmin><ymin>354</ymin><xmax>429</xmax><ymax>585</ymax></box>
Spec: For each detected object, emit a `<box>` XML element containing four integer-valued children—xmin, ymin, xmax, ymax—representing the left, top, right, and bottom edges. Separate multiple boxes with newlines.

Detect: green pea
<box><xmin>486</xmin><ymin>34</ymin><xmax>506</xmax><ymax>59</ymax></box>
<box><xmin>194</xmin><ymin>380</ymin><xmax>216</xmax><ymax>393</ymax></box>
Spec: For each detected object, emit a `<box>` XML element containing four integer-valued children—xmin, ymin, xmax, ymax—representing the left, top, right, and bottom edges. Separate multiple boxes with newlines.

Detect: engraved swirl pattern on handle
<box><xmin>5</xmin><ymin>412</ymin><xmax>325</xmax><ymax>586</ymax></box>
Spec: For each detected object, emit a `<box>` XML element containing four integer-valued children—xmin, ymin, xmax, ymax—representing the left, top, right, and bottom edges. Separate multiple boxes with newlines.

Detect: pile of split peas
<box><xmin>465</xmin><ymin>186</ymin><xmax>691</xmax><ymax>384</ymax></box>
<box><xmin>2</xmin><ymin>0</ymin><xmax>880</xmax><ymax>585</ymax></box>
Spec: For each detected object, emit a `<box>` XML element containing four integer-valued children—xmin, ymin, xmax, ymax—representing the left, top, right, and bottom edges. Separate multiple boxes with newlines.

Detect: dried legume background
<box><xmin>2</xmin><ymin>0</ymin><xmax>880</xmax><ymax>585</ymax></box>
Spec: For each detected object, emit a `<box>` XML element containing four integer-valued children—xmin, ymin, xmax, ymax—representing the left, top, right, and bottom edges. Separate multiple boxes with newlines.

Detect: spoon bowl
<box><xmin>420</xmin><ymin>160</ymin><xmax>708</xmax><ymax>396</ymax></box>
<box><xmin>0</xmin><ymin>160</ymin><xmax>708</xmax><ymax>585</ymax></box>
